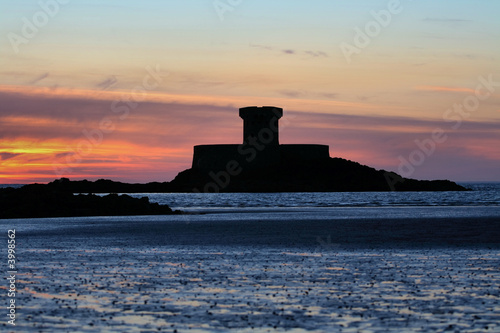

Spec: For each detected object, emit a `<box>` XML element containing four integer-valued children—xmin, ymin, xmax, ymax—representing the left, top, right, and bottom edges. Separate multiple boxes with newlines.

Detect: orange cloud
<box><xmin>0</xmin><ymin>84</ymin><xmax>386</xmax><ymax>116</ymax></box>
<box><xmin>0</xmin><ymin>138</ymin><xmax>191</xmax><ymax>184</ymax></box>
<box><xmin>415</xmin><ymin>85</ymin><xmax>476</xmax><ymax>94</ymax></box>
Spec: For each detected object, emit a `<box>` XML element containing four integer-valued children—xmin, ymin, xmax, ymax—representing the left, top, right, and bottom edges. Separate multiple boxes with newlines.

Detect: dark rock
<box><xmin>0</xmin><ymin>157</ymin><xmax>467</xmax><ymax>218</ymax></box>
<box><xmin>169</xmin><ymin>157</ymin><xmax>468</xmax><ymax>192</ymax></box>
<box><xmin>0</xmin><ymin>183</ymin><xmax>178</xmax><ymax>219</ymax></box>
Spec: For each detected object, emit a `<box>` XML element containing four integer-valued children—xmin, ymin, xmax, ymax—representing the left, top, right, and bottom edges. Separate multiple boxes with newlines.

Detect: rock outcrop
<box><xmin>0</xmin><ymin>183</ymin><xmax>178</xmax><ymax>219</ymax></box>
<box><xmin>170</xmin><ymin>157</ymin><xmax>468</xmax><ymax>192</ymax></box>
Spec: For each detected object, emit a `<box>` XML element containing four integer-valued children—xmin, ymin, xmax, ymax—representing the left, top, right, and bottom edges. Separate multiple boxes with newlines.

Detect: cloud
<box><xmin>249</xmin><ymin>43</ymin><xmax>273</xmax><ymax>51</ymax></box>
<box><xmin>452</xmin><ymin>53</ymin><xmax>477</xmax><ymax>60</ymax></box>
<box><xmin>0</xmin><ymin>152</ymin><xmax>21</xmax><ymax>160</ymax></box>
<box><xmin>287</xmin><ymin>109</ymin><xmax>500</xmax><ymax>134</ymax></box>
<box><xmin>30</xmin><ymin>72</ymin><xmax>49</xmax><ymax>85</ymax></box>
<box><xmin>0</xmin><ymin>87</ymin><xmax>242</xmax><ymax>147</ymax></box>
<box><xmin>320</xmin><ymin>93</ymin><xmax>337</xmax><ymax>100</ymax></box>
<box><xmin>277</xmin><ymin>90</ymin><xmax>303</xmax><ymax>98</ymax></box>
<box><xmin>54</xmin><ymin>152</ymin><xmax>75</xmax><ymax>158</ymax></box>
<box><xmin>250</xmin><ymin>44</ymin><xmax>329</xmax><ymax>58</ymax></box>
<box><xmin>282</xmin><ymin>110</ymin><xmax>500</xmax><ymax>180</ymax></box>
<box><xmin>0</xmin><ymin>84</ymin><xmax>378</xmax><ymax>116</ymax></box>
<box><xmin>422</xmin><ymin>18</ymin><xmax>472</xmax><ymax>23</ymax></box>
<box><xmin>304</xmin><ymin>51</ymin><xmax>328</xmax><ymax>58</ymax></box>
<box><xmin>421</xmin><ymin>17</ymin><xmax>472</xmax><ymax>29</ymax></box>
<box><xmin>277</xmin><ymin>90</ymin><xmax>337</xmax><ymax>100</ymax></box>
<box><xmin>178</xmin><ymin>78</ymin><xmax>226</xmax><ymax>89</ymax></box>
<box><xmin>415</xmin><ymin>86</ymin><xmax>476</xmax><ymax>94</ymax></box>
<box><xmin>95</xmin><ymin>76</ymin><xmax>118</xmax><ymax>90</ymax></box>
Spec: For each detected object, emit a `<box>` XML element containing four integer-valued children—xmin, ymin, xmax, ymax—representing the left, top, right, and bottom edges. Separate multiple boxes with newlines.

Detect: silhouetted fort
<box><xmin>192</xmin><ymin>106</ymin><xmax>330</xmax><ymax>171</ymax></box>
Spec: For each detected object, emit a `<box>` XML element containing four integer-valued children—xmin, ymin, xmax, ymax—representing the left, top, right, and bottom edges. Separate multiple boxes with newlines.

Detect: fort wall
<box><xmin>280</xmin><ymin>144</ymin><xmax>330</xmax><ymax>161</ymax></box>
<box><xmin>191</xmin><ymin>106</ymin><xmax>330</xmax><ymax>172</ymax></box>
<box><xmin>192</xmin><ymin>144</ymin><xmax>330</xmax><ymax>172</ymax></box>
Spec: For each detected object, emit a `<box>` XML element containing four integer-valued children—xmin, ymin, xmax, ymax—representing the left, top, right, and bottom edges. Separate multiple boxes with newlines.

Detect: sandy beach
<box><xmin>2</xmin><ymin>211</ymin><xmax>499</xmax><ymax>332</ymax></box>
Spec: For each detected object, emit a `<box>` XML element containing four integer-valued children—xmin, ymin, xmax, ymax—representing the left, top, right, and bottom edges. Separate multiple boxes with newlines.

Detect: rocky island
<box><xmin>0</xmin><ymin>182</ymin><xmax>178</xmax><ymax>219</ymax></box>
<box><xmin>31</xmin><ymin>106</ymin><xmax>465</xmax><ymax>194</ymax></box>
<box><xmin>170</xmin><ymin>106</ymin><xmax>466</xmax><ymax>193</ymax></box>
<box><xmin>0</xmin><ymin>106</ymin><xmax>468</xmax><ymax>218</ymax></box>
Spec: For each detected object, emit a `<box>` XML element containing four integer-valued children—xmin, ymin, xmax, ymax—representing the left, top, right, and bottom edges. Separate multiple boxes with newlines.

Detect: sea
<box><xmin>129</xmin><ymin>181</ymin><xmax>500</xmax><ymax>212</ymax></box>
<box><xmin>1</xmin><ymin>182</ymin><xmax>499</xmax><ymax>332</ymax></box>
<box><xmin>2</xmin><ymin>182</ymin><xmax>499</xmax><ymax>210</ymax></box>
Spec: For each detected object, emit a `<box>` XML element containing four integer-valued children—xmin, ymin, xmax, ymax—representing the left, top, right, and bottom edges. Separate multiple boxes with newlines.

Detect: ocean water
<box><xmin>123</xmin><ymin>182</ymin><xmax>500</xmax><ymax>214</ymax></box>
<box><xmin>1</xmin><ymin>183</ymin><xmax>500</xmax><ymax>332</ymax></box>
<box><xmin>0</xmin><ymin>184</ymin><xmax>24</xmax><ymax>189</ymax></box>
<box><xmin>3</xmin><ymin>182</ymin><xmax>499</xmax><ymax>210</ymax></box>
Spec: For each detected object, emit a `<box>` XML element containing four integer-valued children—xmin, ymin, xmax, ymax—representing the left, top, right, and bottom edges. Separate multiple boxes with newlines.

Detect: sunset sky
<box><xmin>1</xmin><ymin>0</ymin><xmax>499</xmax><ymax>184</ymax></box>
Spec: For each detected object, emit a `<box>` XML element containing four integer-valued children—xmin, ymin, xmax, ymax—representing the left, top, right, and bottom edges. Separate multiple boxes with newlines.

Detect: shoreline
<box><xmin>7</xmin><ymin>213</ymin><xmax>500</xmax><ymax>249</ymax></box>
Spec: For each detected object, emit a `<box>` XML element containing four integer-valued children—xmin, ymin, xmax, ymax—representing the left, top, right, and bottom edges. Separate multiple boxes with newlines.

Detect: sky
<box><xmin>0</xmin><ymin>0</ymin><xmax>499</xmax><ymax>184</ymax></box>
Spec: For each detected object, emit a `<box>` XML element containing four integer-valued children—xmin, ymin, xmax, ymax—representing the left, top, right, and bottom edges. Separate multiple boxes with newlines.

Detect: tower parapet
<box><xmin>239</xmin><ymin>106</ymin><xmax>283</xmax><ymax>146</ymax></box>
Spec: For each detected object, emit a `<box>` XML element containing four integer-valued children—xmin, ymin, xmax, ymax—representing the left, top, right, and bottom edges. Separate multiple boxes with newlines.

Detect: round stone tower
<box><xmin>239</xmin><ymin>106</ymin><xmax>283</xmax><ymax>146</ymax></box>
<box><xmin>192</xmin><ymin>106</ymin><xmax>329</xmax><ymax>175</ymax></box>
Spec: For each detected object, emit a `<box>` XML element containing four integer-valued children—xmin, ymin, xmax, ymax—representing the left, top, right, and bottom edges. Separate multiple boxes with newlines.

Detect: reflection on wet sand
<box><xmin>15</xmin><ymin>247</ymin><xmax>500</xmax><ymax>332</ymax></box>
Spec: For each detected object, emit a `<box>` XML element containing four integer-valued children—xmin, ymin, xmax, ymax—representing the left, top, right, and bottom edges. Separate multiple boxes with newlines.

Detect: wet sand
<box><xmin>3</xmin><ymin>214</ymin><xmax>500</xmax><ymax>332</ymax></box>
<box><xmin>21</xmin><ymin>215</ymin><xmax>500</xmax><ymax>248</ymax></box>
